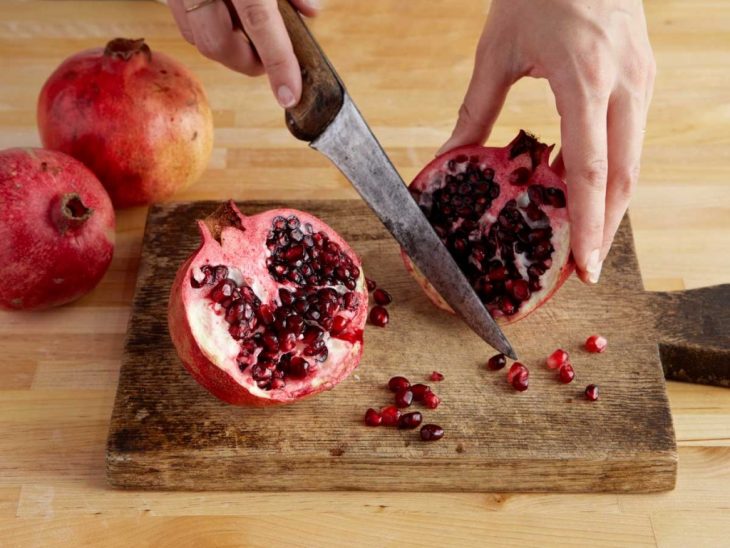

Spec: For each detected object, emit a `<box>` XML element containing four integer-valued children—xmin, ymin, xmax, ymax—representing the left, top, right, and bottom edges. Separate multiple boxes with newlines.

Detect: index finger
<box><xmin>552</xmin><ymin>85</ymin><xmax>610</xmax><ymax>284</ymax></box>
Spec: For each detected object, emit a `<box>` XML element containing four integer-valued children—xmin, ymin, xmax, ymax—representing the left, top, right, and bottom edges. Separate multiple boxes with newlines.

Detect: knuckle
<box><xmin>613</xmin><ymin>165</ymin><xmax>640</xmax><ymax>199</ymax></box>
<box><xmin>576</xmin><ymin>158</ymin><xmax>609</xmax><ymax>190</ymax></box>
<box><xmin>196</xmin><ymin>35</ymin><xmax>227</xmax><ymax>59</ymax></box>
<box><xmin>240</xmin><ymin>2</ymin><xmax>273</xmax><ymax>31</ymax></box>
<box><xmin>457</xmin><ymin>102</ymin><xmax>485</xmax><ymax>129</ymax></box>
<box><xmin>264</xmin><ymin>55</ymin><xmax>290</xmax><ymax>73</ymax></box>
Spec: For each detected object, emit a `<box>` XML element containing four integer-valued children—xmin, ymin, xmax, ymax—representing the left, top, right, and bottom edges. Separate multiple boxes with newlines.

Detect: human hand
<box><xmin>168</xmin><ymin>0</ymin><xmax>320</xmax><ymax>107</ymax></box>
<box><xmin>440</xmin><ymin>0</ymin><xmax>656</xmax><ymax>284</ymax></box>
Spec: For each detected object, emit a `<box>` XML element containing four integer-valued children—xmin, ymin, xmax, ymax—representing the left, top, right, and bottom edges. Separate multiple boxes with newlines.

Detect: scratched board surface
<box><xmin>107</xmin><ymin>200</ymin><xmax>677</xmax><ymax>492</ymax></box>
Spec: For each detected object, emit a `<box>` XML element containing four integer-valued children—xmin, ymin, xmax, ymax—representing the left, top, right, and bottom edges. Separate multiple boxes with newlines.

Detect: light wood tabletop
<box><xmin>1</xmin><ymin>1</ymin><xmax>728</xmax><ymax>546</ymax></box>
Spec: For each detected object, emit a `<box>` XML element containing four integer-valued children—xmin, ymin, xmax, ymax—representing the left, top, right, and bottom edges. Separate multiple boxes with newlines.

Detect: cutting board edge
<box><xmin>106</xmin><ymin>447</ymin><xmax>678</xmax><ymax>493</ymax></box>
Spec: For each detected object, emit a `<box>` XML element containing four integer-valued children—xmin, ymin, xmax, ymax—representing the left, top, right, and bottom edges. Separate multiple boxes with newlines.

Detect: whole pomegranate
<box><xmin>402</xmin><ymin>131</ymin><xmax>574</xmax><ymax>323</ymax></box>
<box><xmin>0</xmin><ymin>148</ymin><xmax>115</xmax><ymax>310</ymax></box>
<box><xmin>169</xmin><ymin>202</ymin><xmax>368</xmax><ymax>406</ymax></box>
<box><xmin>37</xmin><ymin>38</ymin><xmax>213</xmax><ymax>208</ymax></box>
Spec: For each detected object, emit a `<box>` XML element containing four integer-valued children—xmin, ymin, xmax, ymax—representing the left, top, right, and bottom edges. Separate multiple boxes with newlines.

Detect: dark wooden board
<box><xmin>107</xmin><ymin>200</ymin><xmax>680</xmax><ymax>492</ymax></box>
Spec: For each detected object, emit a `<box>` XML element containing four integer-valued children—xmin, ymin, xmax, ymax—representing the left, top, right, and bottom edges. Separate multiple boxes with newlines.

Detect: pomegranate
<box><xmin>373</xmin><ymin>288</ymin><xmax>392</xmax><ymax>306</ymax></box>
<box><xmin>402</xmin><ymin>131</ymin><xmax>574</xmax><ymax>322</ymax></box>
<box><xmin>0</xmin><ymin>148</ymin><xmax>114</xmax><ymax>310</ymax></box>
<box><xmin>37</xmin><ymin>38</ymin><xmax>213</xmax><ymax>208</ymax></box>
<box><xmin>168</xmin><ymin>201</ymin><xmax>368</xmax><ymax>406</ymax></box>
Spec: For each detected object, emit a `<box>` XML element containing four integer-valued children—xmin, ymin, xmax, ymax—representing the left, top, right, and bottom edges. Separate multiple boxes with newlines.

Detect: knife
<box><xmin>265</xmin><ymin>0</ymin><xmax>516</xmax><ymax>359</ymax></box>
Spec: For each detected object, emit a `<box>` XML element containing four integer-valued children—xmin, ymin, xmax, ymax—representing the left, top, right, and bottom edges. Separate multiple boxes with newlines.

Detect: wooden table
<box><xmin>1</xmin><ymin>1</ymin><xmax>728</xmax><ymax>545</ymax></box>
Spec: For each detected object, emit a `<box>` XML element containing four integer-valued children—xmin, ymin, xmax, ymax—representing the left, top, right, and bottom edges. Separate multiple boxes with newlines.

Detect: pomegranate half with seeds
<box><xmin>168</xmin><ymin>201</ymin><xmax>368</xmax><ymax>406</ymax></box>
<box><xmin>402</xmin><ymin>131</ymin><xmax>574</xmax><ymax>323</ymax></box>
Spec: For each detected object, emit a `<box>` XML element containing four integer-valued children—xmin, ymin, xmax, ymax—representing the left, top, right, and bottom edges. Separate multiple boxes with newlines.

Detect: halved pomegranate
<box><xmin>168</xmin><ymin>201</ymin><xmax>368</xmax><ymax>406</ymax></box>
<box><xmin>402</xmin><ymin>131</ymin><xmax>574</xmax><ymax>323</ymax></box>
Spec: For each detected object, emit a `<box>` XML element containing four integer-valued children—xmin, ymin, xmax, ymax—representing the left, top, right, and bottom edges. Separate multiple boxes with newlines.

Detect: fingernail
<box><xmin>306</xmin><ymin>0</ymin><xmax>322</xmax><ymax>8</ymax></box>
<box><xmin>277</xmin><ymin>85</ymin><xmax>296</xmax><ymax>108</ymax></box>
<box><xmin>585</xmin><ymin>249</ymin><xmax>602</xmax><ymax>284</ymax></box>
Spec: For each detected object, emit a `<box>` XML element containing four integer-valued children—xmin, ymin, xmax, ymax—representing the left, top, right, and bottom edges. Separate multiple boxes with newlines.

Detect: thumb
<box><xmin>438</xmin><ymin>43</ymin><xmax>512</xmax><ymax>155</ymax></box>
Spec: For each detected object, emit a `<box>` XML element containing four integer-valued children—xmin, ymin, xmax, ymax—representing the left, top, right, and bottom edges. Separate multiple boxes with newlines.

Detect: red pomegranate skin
<box><xmin>0</xmin><ymin>148</ymin><xmax>115</xmax><ymax>310</ymax></box>
<box><xmin>37</xmin><ymin>38</ymin><xmax>213</xmax><ymax>208</ymax></box>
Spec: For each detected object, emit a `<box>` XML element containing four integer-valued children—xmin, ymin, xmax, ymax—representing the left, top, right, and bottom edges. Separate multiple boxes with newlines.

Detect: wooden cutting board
<box><xmin>108</xmin><ymin>199</ymin><xmax>722</xmax><ymax>493</ymax></box>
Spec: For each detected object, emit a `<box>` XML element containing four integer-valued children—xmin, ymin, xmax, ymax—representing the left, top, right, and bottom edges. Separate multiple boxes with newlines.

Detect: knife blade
<box><xmin>274</xmin><ymin>0</ymin><xmax>516</xmax><ymax>358</ymax></box>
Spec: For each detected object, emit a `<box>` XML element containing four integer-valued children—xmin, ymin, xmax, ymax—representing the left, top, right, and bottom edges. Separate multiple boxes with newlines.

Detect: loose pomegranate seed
<box><xmin>398</xmin><ymin>411</ymin><xmax>423</xmax><ymax>429</ymax></box>
<box><xmin>487</xmin><ymin>353</ymin><xmax>507</xmax><ymax>370</ymax></box>
<box><xmin>381</xmin><ymin>405</ymin><xmax>401</xmax><ymax>426</ymax></box>
<box><xmin>373</xmin><ymin>288</ymin><xmax>392</xmax><ymax>306</ymax></box>
<box><xmin>585</xmin><ymin>384</ymin><xmax>600</xmax><ymax>401</ymax></box>
<box><xmin>388</xmin><ymin>376</ymin><xmax>410</xmax><ymax>392</ymax></box>
<box><xmin>429</xmin><ymin>371</ymin><xmax>444</xmax><ymax>382</ymax></box>
<box><xmin>511</xmin><ymin>371</ymin><xmax>529</xmax><ymax>391</ymax></box>
<box><xmin>411</xmin><ymin>383</ymin><xmax>430</xmax><ymax>401</ymax></box>
<box><xmin>558</xmin><ymin>363</ymin><xmax>575</xmax><ymax>384</ymax></box>
<box><xmin>395</xmin><ymin>389</ymin><xmax>413</xmax><ymax>408</ymax></box>
<box><xmin>369</xmin><ymin>306</ymin><xmax>389</xmax><ymax>327</ymax></box>
<box><xmin>585</xmin><ymin>334</ymin><xmax>608</xmax><ymax>353</ymax></box>
<box><xmin>366</xmin><ymin>277</ymin><xmax>377</xmax><ymax>292</ymax></box>
<box><xmin>365</xmin><ymin>408</ymin><xmax>382</xmax><ymax>426</ymax></box>
<box><xmin>423</xmin><ymin>390</ymin><xmax>440</xmax><ymax>409</ymax></box>
<box><xmin>546</xmin><ymin>349</ymin><xmax>569</xmax><ymax>369</ymax></box>
<box><xmin>507</xmin><ymin>362</ymin><xmax>528</xmax><ymax>384</ymax></box>
<box><xmin>420</xmin><ymin>424</ymin><xmax>444</xmax><ymax>441</ymax></box>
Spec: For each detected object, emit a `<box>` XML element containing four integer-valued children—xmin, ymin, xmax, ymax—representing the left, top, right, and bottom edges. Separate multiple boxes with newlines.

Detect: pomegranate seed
<box><xmin>369</xmin><ymin>306</ymin><xmax>389</xmax><ymax>327</ymax></box>
<box><xmin>395</xmin><ymin>389</ymin><xmax>413</xmax><ymax>408</ymax></box>
<box><xmin>546</xmin><ymin>349</ymin><xmax>569</xmax><ymax>369</ymax></box>
<box><xmin>388</xmin><ymin>376</ymin><xmax>410</xmax><ymax>393</ymax></box>
<box><xmin>558</xmin><ymin>363</ymin><xmax>575</xmax><ymax>384</ymax></box>
<box><xmin>373</xmin><ymin>288</ymin><xmax>392</xmax><ymax>306</ymax></box>
<box><xmin>411</xmin><ymin>383</ymin><xmax>430</xmax><ymax>401</ymax></box>
<box><xmin>585</xmin><ymin>334</ymin><xmax>608</xmax><ymax>353</ymax></box>
<box><xmin>398</xmin><ymin>411</ymin><xmax>423</xmax><ymax>429</ymax></box>
<box><xmin>420</xmin><ymin>424</ymin><xmax>444</xmax><ymax>441</ymax></box>
<box><xmin>487</xmin><ymin>353</ymin><xmax>507</xmax><ymax>370</ymax></box>
<box><xmin>365</xmin><ymin>408</ymin><xmax>382</xmax><ymax>426</ymax></box>
<box><xmin>366</xmin><ymin>277</ymin><xmax>377</xmax><ymax>292</ymax></box>
<box><xmin>511</xmin><ymin>370</ymin><xmax>529</xmax><ymax>391</ymax></box>
<box><xmin>331</xmin><ymin>315</ymin><xmax>350</xmax><ymax>335</ymax></box>
<box><xmin>429</xmin><ymin>371</ymin><xmax>444</xmax><ymax>382</ymax></box>
<box><xmin>287</xmin><ymin>356</ymin><xmax>310</xmax><ymax>379</ymax></box>
<box><xmin>270</xmin><ymin>378</ymin><xmax>286</xmax><ymax>390</ymax></box>
<box><xmin>507</xmin><ymin>362</ymin><xmax>528</xmax><ymax>384</ymax></box>
<box><xmin>381</xmin><ymin>405</ymin><xmax>401</xmax><ymax>426</ymax></box>
<box><xmin>423</xmin><ymin>391</ymin><xmax>440</xmax><ymax>409</ymax></box>
<box><xmin>585</xmin><ymin>384</ymin><xmax>600</xmax><ymax>401</ymax></box>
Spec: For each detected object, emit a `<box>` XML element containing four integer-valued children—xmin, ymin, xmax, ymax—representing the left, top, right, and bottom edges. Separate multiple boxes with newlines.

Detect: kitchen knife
<box><xmin>271</xmin><ymin>0</ymin><xmax>516</xmax><ymax>358</ymax></box>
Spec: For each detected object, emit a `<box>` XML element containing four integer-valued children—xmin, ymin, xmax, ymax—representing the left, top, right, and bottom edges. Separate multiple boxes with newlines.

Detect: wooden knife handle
<box><xmin>277</xmin><ymin>0</ymin><xmax>344</xmax><ymax>141</ymax></box>
<box><xmin>651</xmin><ymin>284</ymin><xmax>730</xmax><ymax>387</ymax></box>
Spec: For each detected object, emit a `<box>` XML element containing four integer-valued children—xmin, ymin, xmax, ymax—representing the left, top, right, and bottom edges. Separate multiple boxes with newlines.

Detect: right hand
<box><xmin>168</xmin><ymin>0</ymin><xmax>320</xmax><ymax>107</ymax></box>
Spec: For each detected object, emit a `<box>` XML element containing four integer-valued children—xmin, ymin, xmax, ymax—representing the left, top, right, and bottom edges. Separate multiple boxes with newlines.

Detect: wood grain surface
<box><xmin>108</xmin><ymin>201</ymin><xmax>677</xmax><ymax>492</ymax></box>
<box><xmin>1</xmin><ymin>0</ymin><xmax>729</xmax><ymax>546</ymax></box>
